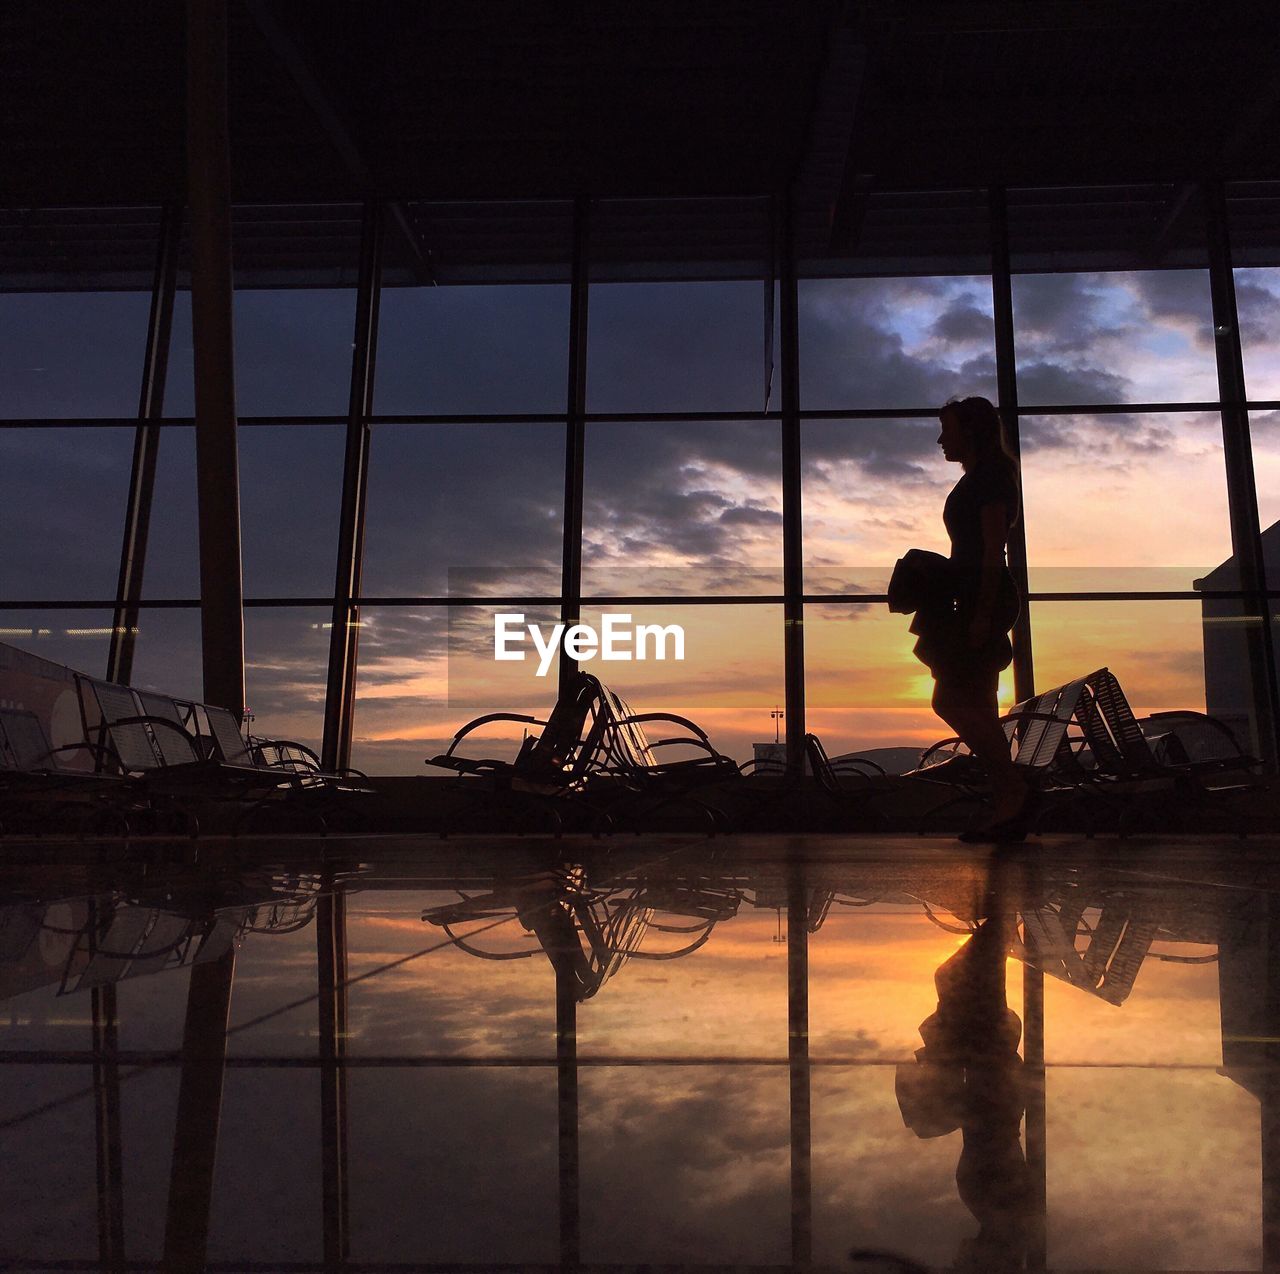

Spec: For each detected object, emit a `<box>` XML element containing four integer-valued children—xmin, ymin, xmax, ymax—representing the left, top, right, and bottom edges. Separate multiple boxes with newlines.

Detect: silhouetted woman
<box><xmin>931</xmin><ymin>396</ymin><xmax>1029</xmax><ymax>839</ymax></box>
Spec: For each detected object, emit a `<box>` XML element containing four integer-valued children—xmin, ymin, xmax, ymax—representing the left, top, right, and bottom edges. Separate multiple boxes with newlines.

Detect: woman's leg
<box><xmin>932</xmin><ymin>678</ymin><xmax>1028</xmax><ymax>819</ymax></box>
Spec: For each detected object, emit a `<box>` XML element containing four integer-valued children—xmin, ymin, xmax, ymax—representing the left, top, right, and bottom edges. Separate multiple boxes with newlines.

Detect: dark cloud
<box><xmin>1234</xmin><ymin>274</ymin><xmax>1280</xmax><ymax>349</ymax></box>
<box><xmin>1015</xmin><ymin>359</ymin><xmax>1131</xmax><ymax>406</ymax></box>
<box><xmin>930</xmin><ymin>301</ymin><xmax>995</xmax><ymax>345</ymax></box>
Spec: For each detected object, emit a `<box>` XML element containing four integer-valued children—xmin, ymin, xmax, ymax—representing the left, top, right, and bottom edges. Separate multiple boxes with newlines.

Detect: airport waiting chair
<box><xmin>0</xmin><ymin>706</ymin><xmax>128</xmax><ymax>831</ymax></box>
<box><xmin>1069</xmin><ymin>668</ymin><xmax>1263</xmax><ymax>834</ymax></box>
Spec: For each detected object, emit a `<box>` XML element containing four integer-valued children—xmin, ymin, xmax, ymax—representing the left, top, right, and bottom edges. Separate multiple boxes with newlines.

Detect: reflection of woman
<box><xmin>929</xmin><ymin>397</ymin><xmax>1030</xmax><ymax>840</ymax></box>
<box><xmin>895</xmin><ymin>906</ymin><xmax>1031</xmax><ymax>1272</ymax></box>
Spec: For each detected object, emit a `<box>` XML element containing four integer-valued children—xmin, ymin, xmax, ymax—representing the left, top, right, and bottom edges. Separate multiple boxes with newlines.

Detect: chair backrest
<box><xmin>594</xmin><ymin>682</ymin><xmax>658</xmax><ymax>772</ymax></box>
<box><xmin>1008</xmin><ymin>674</ymin><xmax>1090</xmax><ymax>772</ymax></box>
<box><xmin>805</xmin><ymin>733</ymin><xmax>839</xmax><ymax>795</ymax></box>
<box><xmin>1089</xmin><ymin>669</ymin><xmax>1158</xmax><ymax>768</ymax></box>
<box><xmin>515</xmin><ymin>670</ymin><xmax>604</xmax><ymax>784</ymax></box>
<box><xmin>136</xmin><ymin>691</ymin><xmax>203</xmax><ymax>767</ymax></box>
<box><xmin>77</xmin><ymin>676</ymin><xmax>163</xmax><ymax>772</ymax></box>
<box><xmin>0</xmin><ymin>708</ymin><xmax>56</xmax><ymax>771</ymax></box>
<box><xmin>204</xmin><ymin>705</ymin><xmax>255</xmax><ymax>766</ymax></box>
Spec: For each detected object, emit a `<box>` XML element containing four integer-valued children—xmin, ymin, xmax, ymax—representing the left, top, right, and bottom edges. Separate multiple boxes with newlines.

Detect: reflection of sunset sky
<box><xmin>335</xmin><ymin>891</ymin><xmax>1258</xmax><ymax>1268</ymax></box>
<box><xmin>2</xmin><ymin>265</ymin><xmax>1278</xmax><ymax>769</ymax></box>
<box><xmin>0</xmin><ymin>860</ymin><xmax>1264</xmax><ymax>1268</ymax></box>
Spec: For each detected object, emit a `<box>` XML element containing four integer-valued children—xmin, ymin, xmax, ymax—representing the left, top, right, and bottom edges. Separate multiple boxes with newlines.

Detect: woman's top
<box><xmin>912</xmin><ymin>459</ymin><xmax>1021</xmax><ymax>679</ymax></box>
<box><xmin>942</xmin><ymin>460</ymin><xmax>1020</xmax><ymax>599</ymax></box>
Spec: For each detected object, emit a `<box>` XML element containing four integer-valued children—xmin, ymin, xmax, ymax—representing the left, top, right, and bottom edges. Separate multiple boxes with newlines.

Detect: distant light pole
<box><xmin>771</xmin><ymin>705</ymin><xmax>784</xmax><ymax>744</ymax></box>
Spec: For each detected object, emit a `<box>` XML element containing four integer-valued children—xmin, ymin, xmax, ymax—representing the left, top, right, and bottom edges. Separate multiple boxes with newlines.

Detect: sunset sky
<box><xmin>1</xmin><ymin>256</ymin><xmax>1278</xmax><ymax>769</ymax></box>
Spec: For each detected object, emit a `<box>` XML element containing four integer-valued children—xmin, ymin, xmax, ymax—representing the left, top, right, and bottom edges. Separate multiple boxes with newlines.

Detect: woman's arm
<box><xmin>968</xmin><ymin>502</ymin><xmax>1011</xmax><ymax>646</ymax></box>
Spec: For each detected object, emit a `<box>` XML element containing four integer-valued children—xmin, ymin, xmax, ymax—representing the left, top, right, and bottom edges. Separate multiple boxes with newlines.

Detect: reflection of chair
<box><xmin>422</xmin><ymin>868</ymin><xmax>741</xmax><ymax>1000</ymax></box>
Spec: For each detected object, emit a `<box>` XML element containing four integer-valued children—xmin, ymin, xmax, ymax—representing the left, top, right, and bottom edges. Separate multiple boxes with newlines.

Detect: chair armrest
<box><xmin>440</xmin><ymin>712</ymin><xmax>545</xmax><ymax>757</ymax></box>
<box><xmin>617</xmin><ymin>711</ymin><xmax>716</xmax><ymax>745</ymax></box>
<box><xmin>1145</xmin><ymin>709</ymin><xmax>1254</xmax><ymax>760</ymax></box>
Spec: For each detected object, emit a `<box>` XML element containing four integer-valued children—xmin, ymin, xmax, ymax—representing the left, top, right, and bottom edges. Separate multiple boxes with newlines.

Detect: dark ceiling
<box><xmin>2</xmin><ymin>1</ymin><xmax>1279</xmax><ymax>288</ymax></box>
<box><xmin>4</xmin><ymin>0</ymin><xmax>1279</xmax><ymax>208</ymax></box>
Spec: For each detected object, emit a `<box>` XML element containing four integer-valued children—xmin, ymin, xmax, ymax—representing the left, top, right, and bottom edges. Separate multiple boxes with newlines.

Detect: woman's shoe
<box><xmin>958</xmin><ymin>788</ymin><xmax>1040</xmax><ymax>843</ymax></box>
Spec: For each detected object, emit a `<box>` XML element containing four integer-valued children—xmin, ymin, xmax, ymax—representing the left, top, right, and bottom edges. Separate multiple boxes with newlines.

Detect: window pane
<box><xmin>244</xmin><ymin>608</ymin><xmax>331</xmax><ymax>752</ymax></box>
<box><xmin>588</xmin><ymin>281</ymin><xmax>770</xmax><ymax>413</ymax></box>
<box><xmin>583</xmin><ymin>420</ymin><xmax>782</xmax><ymax>596</ymax></box>
<box><xmin>1236</xmin><ymin>266</ymin><xmax>1280</xmax><ymax>401</ymax></box>
<box><xmin>0</xmin><ymin>427</ymin><xmax>134</xmax><ymax>599</ymax></box>
<box><xmin>130</xmin><ymin>606</ymin><xmax>331</xmax><ymax>754</ymax></box>
<box><xmin>1029</xmin><ymin>600</ymin><xmax>1206</xmax><ymax>714</ymax></box>
<box><xmin>0</xmin><ymin>292</ymin><xmax>151</xmax><ymax>418</ymax></box>
<box><xmin>804</xmin><ymin>603</ymin><xmax>1012</xmax><ymax>762</ymax></box>
<box><xmin>803</xmin><ymin>417</ymin><xmax>952</xmax><ymax>595</ymax></box>
<box><xmin>130</xmin><ymin>607</ymin><xmax>203</xmax><ymax>701</ymax></box>
<box><xmin>168</xmin><ymin>288</ymin><xmax>357</xmax><ymax>418</ymax></box>
<box><xmin>142</xmin><ymin>425</ymin><xmax>199</xmax><ymax>599</ymax></box>
<box><xmin>375</xmin><ymin>284</ymin><xmax>570</xmax><ymax>415</ymax></box>
<box><xmin>1012</xmin><ymin>270</ymin><xmax>1217</xmax><ymax>405</ymax></box>
<box><xmin>1253</xmin><ymin>411</ymin><xmax>1280</xmax><ymax>533</ymax></box>
<box><xmin>1020</xmin><ymin>411</ymin><xmax>1231</xmax><ymax>593</ymax></box>
<box><xmin>351</xmin><ymin>604</ymin><xmax>559</xmax><ymax>776</ymax></box>
<box><xmin>800</xmin><ymin>276</ymin><xmax>996</xmax><ymax>410</ymax></box>
<box><xmin>362</xmin><ymin>423</ymin><xmax>564</xmax><ymax>598</ymax></box>
<box><xmin>0</xmin><ymin>611</ymin><xmax>114</xmax><ymax>684</ymax></box>
<box><xmin>240</xmin><ymin>424</ymin><xmax>344</xmax><ymax>597</ymax></box>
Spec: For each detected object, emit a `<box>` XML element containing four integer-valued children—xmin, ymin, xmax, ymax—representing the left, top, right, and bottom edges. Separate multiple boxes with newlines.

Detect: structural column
<box><xmin>323</xmin><ymin>200</ymin><xmax>384</xmax><ymax>772</ymax></box>
<box><xmin>989</xmin><ymin>188</ymin><xmax>1035</xmax><ymax>704</ymax></box>
<box><xmin>779</xmin><ymin>194</ymin><xmax>807</xmax><ymax>776</ymax></box>
<box><xmin>558</xmin><ymin>196</ymin><xmax>590</xmax><ymax>691</ymax></box>
<box><xmin>187</xmin><ymin>0</ymin><xmax>245</xmax><ymax>715</ymax></box>
<box><xmin>108</xmin><ymin>204</ymin><xmax>182</xmax><ymax>686</ymax></box>
<box><xmin>1204</xmin><ymin>181</ymin><xmax>1280</xmax><ymax>767</ymax></box>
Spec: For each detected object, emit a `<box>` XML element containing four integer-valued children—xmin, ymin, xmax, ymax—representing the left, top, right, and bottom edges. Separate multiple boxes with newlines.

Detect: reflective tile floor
<box><xmin>3</xmin><ymin>832</ymin><xmax>1280</xmax><ymax>1272</ymax></box>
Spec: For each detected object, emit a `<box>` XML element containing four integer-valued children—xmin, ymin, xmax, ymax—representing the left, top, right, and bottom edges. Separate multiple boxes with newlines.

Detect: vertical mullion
<box><xmin>779</xmin><ymin>193</ymin><xmax>806</xmax><ymax>777</ymax></box>
<box><xmin>322</xmin><ymin>200</ymin><xmax>383</xmax><ymax>773</ymax></box>
<box><xmin>559</xmin><ymin>196</ymin><xmax>589</xmax><ymax>691</ymax></box>
<box><xmin>1205</xmin><ymin>180</ymin><xmax>1280</xmax><ymax>767</ymax></box>
<box><xmin>989</xmin><ymin>187</ymin><xmax>1036</xmax><ymax>704</ymax></box>
<box><xmin>108</xmin><ymin>203</ymin><xmax>181</xmax><ymax>686</ymax></box>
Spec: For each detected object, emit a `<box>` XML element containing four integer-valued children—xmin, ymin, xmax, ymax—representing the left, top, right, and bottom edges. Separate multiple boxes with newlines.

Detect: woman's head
<box><xmin>938</xmin><ymin>396</ymin><xmax>1016</xmax><ymax>473</ymax></box>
